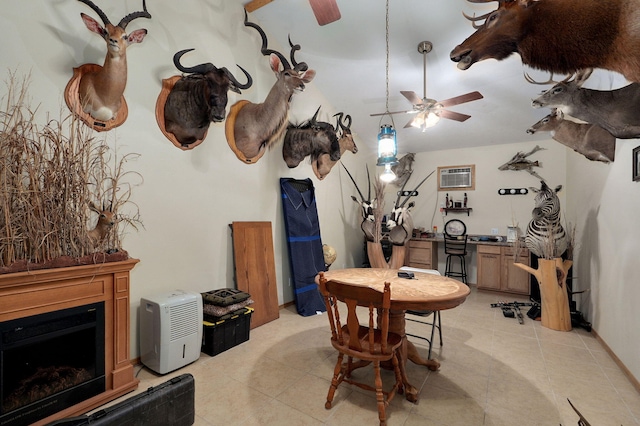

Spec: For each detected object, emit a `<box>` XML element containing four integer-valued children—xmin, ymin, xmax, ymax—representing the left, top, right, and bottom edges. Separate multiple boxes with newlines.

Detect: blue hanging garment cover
<box><xmin>280</xmin><ymin>178</ymin><xmax>327</xmax><ymax>316</ymax></box>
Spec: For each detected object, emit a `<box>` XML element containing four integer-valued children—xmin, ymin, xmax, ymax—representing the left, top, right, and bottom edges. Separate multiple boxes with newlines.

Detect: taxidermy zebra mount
<box><xmin>525</xmin><ymin>180</ymin><xmax>568</xmax><ymax>259</ymax></box>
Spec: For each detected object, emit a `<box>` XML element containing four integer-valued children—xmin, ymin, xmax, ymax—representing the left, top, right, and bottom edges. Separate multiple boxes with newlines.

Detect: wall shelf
<box><xmin>444</xmin><ymin>207</ymin><xmax>472</xmax><ymax>216</ymax></box>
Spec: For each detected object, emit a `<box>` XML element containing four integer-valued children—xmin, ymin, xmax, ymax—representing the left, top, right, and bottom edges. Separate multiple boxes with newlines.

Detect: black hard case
<box><xmin>47</xmin><ymin>373</ymin><xmax>195</xmax><ymax>426</ymax></box>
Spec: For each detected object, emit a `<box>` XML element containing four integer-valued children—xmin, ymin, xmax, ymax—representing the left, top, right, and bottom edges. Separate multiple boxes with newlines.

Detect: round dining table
<box><xmin>321</xmin><ymin>267</ymin><xmax>470</xmax><ymax>402</ymax></box>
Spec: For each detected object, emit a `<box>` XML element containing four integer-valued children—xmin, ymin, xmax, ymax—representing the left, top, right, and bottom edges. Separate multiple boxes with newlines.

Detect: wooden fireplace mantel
<box><xmin>0</xmin><ymin>258</ymin><xmax>140</xmax><ymax>425</ymax></box>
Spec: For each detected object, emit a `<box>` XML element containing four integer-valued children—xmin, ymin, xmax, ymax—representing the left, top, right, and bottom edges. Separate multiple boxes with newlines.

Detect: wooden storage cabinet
<box><xmin>406</xmin><ymin>239</ymin><xmax>438</xmax><ymax>270</ymax></box>
<box><xmin>502</xmin><ymin>246</ymin><xmax>530</xmax><ymax>294</ymax></box>
<box><xmin>477</xmin><ymin>245</ymin><xmax>530</xmax><ymax>295</ymax></box>
<box><xmin>477</xmin><ymin>245</ymin><xmax>502</xmax><ymax>291</ymax></box>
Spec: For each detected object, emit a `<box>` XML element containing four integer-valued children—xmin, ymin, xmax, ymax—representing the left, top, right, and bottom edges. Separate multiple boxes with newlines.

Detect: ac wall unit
<box><xmin>140</xmin><ymin>290</ymin><xmax>203</xmax><ymax>374</ymax></box>
<box><xmin>438</xmin><ymin>165</ymin><xmax>475</xmax><ymax>190</ymax></box>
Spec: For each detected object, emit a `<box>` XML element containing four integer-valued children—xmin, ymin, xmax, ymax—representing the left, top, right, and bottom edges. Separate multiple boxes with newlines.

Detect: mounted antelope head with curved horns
<box><xmin>387</xmin><ymin>170</ymin><xmax>434</xmax><ymax>245</ymax></box>
<box><xmin>163</xmin><ymin>49</ymin><xmax>253</xmax><ymax>148</ymax></box>
<box><xmin>225</xmin><ymin>11</ymin><xmax>316</xmax><ymax>164</ymax></box>
<box><xmin>312</xmin><ymin>112</ymin><xmax>357</xmax><ymax>180</ymax></box>
<box><xmin>342</xmin><ymin>163</ymin><xmax>376</xmax><ymax>242</ymax></box>
<box><xmin>75</xmin><ymin>0</ymin><xmax>151</xmax><ymax>124</ymax></box>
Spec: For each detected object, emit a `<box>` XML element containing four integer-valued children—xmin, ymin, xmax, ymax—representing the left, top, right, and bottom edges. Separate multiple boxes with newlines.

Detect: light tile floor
<box><xmin>123</xmin><ymin>286</ymin><xmax>639</xmax><ymax>425</ymax></box>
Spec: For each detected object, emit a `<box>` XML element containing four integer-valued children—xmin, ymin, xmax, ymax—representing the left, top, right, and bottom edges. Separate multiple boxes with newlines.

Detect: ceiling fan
<box><xmin>371</xmin><ymin>41</ymin><xmax>483</xmax><ymax>131</ymax></box>
<box><xmin>244</xmin><ymin>0</ymin><xmax>341</xmax><ymax>26</ymax></box>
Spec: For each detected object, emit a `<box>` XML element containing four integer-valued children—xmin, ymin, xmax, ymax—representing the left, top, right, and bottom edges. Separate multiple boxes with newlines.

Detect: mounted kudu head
<box><xmin>225</xmin><ymin>11</ymin><xmax>316</xmax><ymax>163</ymax></box>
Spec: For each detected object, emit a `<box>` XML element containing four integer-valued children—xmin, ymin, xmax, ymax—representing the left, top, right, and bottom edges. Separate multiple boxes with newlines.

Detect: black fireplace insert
<box><xmin>0</xmin><ymin>302</ymin><xmax>105</xmax><ymax>426</ymax></box>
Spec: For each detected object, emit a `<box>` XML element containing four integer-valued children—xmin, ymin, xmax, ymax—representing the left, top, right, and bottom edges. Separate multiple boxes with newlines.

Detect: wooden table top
<box><xmin>322</xmin><ymin>268</ymin><xmax>470</xmax><ymax>311</ymax></box>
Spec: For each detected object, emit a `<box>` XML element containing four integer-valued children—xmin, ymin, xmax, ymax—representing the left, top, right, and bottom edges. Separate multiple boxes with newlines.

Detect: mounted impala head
<box><xmin>88</xmin><ymin>201</ymin><xmax>116</xmax><ymax>245</ymax></box>
<box><xmin>312</xmin><ymin>112</ymin><xmax>357</xmax><ymax>180</ymax></box>
<box><xmin>77</xmin><ymin>0</ymin><xmax>151</xmax><ymax>122</ymax></box>
<box><xmin>226</xmin><ymin>11</ymin><xmax>315</xmax><ymax>163</ymax></box>
<box><xmin>450</xmin><ymin>0</ymin><xmax>640</xmax><ymax>83</ymax></box>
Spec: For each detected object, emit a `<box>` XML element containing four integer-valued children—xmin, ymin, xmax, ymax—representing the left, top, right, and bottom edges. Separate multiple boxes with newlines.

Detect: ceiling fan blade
<box><xmin>438</xmin><ymin>91</ymin><xmax>483</xmax><ymax>108</ymax></box>
<box><xmin>309</xmin><ymin>0</ymin><xmax>341</xmax><ymax>26</ymax></box>
<box><xmin>400</xmin><ymin>90</ymin><xmax>424</xmax><ymax>106</ymax></box>
<box><xmin>370</xmin><ymin>110</ymin><xmax>414</xmax><ymax>117</ymax></box>
<box><xmin>440</xmin><ymin>109</ymin><xmax>472</xmax><ymax>122</ymax></box>
<box><xmin>244</xmin><ymin>0</ymin><xmax>273</xmax><ymax>13</ymax></box>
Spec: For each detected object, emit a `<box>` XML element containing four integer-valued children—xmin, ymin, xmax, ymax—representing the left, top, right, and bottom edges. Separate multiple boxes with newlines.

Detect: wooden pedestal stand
<box><xmin>515</xmin><ymin>258</ymin><xmax>572</xmax><ymax>331</ymax></box>
<box><xmin>367</xmin><ymin>241</ymin><xmax>406</xmax><ymax>269</ymax></box>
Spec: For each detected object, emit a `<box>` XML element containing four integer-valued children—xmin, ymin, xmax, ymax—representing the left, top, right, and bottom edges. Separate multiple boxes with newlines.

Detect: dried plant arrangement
<box><xmin>0</xmin><ymin>71</ymin><xmax>142</xmax><ymax>272</ymax></box>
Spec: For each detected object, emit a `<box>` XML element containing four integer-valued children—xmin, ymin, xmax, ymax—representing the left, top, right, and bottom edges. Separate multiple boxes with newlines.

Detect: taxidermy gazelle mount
<box><xmin>65</xmin><ymin>0</ymin><xmax>151</xmax><ymax>131</ymax></box>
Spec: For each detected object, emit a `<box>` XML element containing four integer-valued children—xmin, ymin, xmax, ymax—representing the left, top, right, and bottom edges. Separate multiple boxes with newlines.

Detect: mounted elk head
<box><xmin>342</xmin><ymin>164</ymin><xmax>376</xmax><ymax>242</ymax></box>
<box><xmin>450</xmin><ymin>0</ymin><xmax>640</xmax><ymax>83</ymax></box>
<box><xmin>163</xmin><ymin>49</ymin><xmax>253</xmax><ymax>147</ymax></box>
<box><xmin>225</xmin><ymin>11</ymin><xmax>316</xmax><ymax>163</ymax></box>
<box><xmin>88</xmin><ymin>201</ymin><xmax>116</xmax><ymax>246</ymax></box>
<box><xmin>386</xmin><ymin>171</ymin><xmax>434</xmax><ymax>246</ymax></box>
<box><xmin>527</xmin><ymin>109</ymin><xmax>616</xmax><ymax>163</ymax></box>
<box><xmin>529</xmin><ymin>69</ymin><xmax>640</xmax><ymax>139</ymax></box>
<box><xmin>75</xmin><ymin>0</ymin><xmax>151</xmax><ymax>123</ymax></box>
<box><xmin>312</xmin><ymin>112</ymin><xmax>357</xmax><ymax>180</ymax></box>
<box><xmin>282</xmin><ymin>106</ymin><xmax>341</xmax><ymax>169</ymax></box>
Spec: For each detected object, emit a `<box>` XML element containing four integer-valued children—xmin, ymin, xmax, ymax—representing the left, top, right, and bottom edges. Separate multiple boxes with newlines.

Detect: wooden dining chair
<box><xmin>317</xmin><ymin>272</ymin><xmax>403</xmax><ymax>426</ymax></box>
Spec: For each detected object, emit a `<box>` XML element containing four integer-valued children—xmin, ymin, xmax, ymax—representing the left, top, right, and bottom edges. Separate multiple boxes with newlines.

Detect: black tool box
<box><xmin>46</xmin><ymin>373</ymin><xmax>195</xmax><ymax>426</ymax></box>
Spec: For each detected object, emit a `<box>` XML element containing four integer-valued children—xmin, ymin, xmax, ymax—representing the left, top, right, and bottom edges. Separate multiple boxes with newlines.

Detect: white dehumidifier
<box><xmin>140</xmin><ymin>290</ymin><xmax>203</xmax><ymax>374</ymax></box>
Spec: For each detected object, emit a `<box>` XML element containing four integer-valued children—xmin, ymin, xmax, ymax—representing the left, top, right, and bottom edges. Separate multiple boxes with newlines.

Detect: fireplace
<box><xmin>0</xmin><ymin>258</ymin><xmax>139</xmax><ymax>425</ymax></box>
<box><xmin>1</xmin><ymin>303</ymin><xmax>106</xmax><ymax>426</ymax></box>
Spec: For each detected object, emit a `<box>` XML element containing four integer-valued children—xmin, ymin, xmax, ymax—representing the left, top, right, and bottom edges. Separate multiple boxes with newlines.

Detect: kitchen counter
<box><xmin>411</xmin><ymin>235</ymin><xmax>521</xmax><ymax>247</ymax></box>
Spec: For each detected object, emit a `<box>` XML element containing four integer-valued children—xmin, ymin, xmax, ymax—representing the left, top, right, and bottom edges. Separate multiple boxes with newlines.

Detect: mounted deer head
<box><xmin>225</xmin><ymin>11</ymin><xmax>315</xmax><ymax>163</ymax></box>
<box><xmin>76</xmin><ymin>0</ymin><xmax>151</xmax><ymax>123</ymax></box>
<box><xmin>529</xmin><ymin>69</ymin><xmax>640</xmax><ymax>139</ymax></box>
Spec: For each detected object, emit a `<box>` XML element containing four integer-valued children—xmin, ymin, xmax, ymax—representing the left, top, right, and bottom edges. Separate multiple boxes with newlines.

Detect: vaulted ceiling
<box><xmin>240</xmin><ymin>0</ymin><xmax>628</xmax><ymax>155</ymax></box>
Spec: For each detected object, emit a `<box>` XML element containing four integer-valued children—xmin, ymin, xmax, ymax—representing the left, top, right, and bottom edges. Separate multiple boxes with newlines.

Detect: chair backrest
<box><xmin>444</xmin><ymin>234</ymin><xmax>468</xmax><ymax>255</ymax></box>
<box><xmin>318</xmin><ymin>272</ymin><xmax>392</xmax><ymax>355</ymax></box>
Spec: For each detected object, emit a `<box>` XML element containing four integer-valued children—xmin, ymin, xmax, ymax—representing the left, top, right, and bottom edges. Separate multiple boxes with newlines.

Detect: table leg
<box><xmin>406</xmin><ymin>339</ymin><xmax>440</xmax><ymax>371</ymax></box>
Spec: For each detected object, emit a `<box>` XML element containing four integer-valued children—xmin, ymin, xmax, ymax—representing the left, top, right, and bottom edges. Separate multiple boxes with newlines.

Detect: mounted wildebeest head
<box><xmin>163</xmin><ymin>48</ymin><xmax>252</xmax><ymax>147</ymax></box>
<box><xmin>450</xmin><ymin>0</ymin><xmax>640</xmax><ymax>83</ymax></box>
<box><xmin>282</xmin><ymin>106</ymin><xmax>341</xmax><ymax>168</ymax></box>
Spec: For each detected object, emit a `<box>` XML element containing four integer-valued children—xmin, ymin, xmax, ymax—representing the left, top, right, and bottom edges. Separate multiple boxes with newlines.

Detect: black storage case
<box><xmin>202</xmin><ymin>307</ymin><xmax>253</xmax><ymax>356</ymax></box>
<box><xmin>46</xmin><ymin>373</ymin><xmax>195</xmax><ymax>426</ymax></box>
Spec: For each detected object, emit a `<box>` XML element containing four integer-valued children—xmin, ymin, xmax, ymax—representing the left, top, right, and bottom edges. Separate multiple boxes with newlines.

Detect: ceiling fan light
<box><xmin>376</xmin><ymin>124</ymin><xmax>398</xmax><ymax>166</ymax></box>
<box><xmin>380</xmin><ymin>163</ymin><xmax>396</xmax><ymax>183</ymax></box>
<box><xmin>425</xmin><ymin>111</ymin><xmax>440</xmax><ymax>128</ymax></box>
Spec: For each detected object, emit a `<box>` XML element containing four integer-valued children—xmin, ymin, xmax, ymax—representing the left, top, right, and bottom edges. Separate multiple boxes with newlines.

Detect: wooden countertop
<box><xmin>410</xmin><ymin>236</ymin><xmax>521</xmax><ymax>247</ymax></box>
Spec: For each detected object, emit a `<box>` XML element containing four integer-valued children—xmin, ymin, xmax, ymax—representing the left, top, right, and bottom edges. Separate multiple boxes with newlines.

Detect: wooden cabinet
<box><xmin>477</xmin><ymin>244</ymin><xmax>530</xmax><ymax>295</ymax></box>
<box><xmin>502</xmin><ymin>246</ymin><xmax>530</xmax><ymax>294</ymax></box>
<box><xmin>406</xmin><ymin>239</ymin><xmax>438</xmax><ymax>270</ymax></box>
<box><xmin>477</xmin><ymin>245</ymin><xmax>502</xmax><ymax>291</ymax></box>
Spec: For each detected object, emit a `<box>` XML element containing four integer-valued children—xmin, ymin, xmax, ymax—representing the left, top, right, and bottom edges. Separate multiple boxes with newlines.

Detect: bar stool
<box><xmin>444</xmin><ymin>219</ymin><xmax>468</xmax><ymax>285</ymax></box>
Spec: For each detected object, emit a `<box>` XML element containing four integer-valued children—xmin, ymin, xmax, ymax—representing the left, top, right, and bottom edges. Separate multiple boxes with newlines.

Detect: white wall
<box><xmin>2</xmin><ymin>1</ymin><xmax>638</xmax><ymax>386</ymax></box>
<box><xmin>1</xmin><ymin>0</ymin><xmax>366</xmax><ymax>358</ymax></box>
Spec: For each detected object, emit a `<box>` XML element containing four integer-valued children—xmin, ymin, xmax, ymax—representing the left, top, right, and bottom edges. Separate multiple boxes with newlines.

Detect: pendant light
<box><xmin>376</xmin><ymin>0</ymin><xmax>397</xmax><ymax>183</ymax></box>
